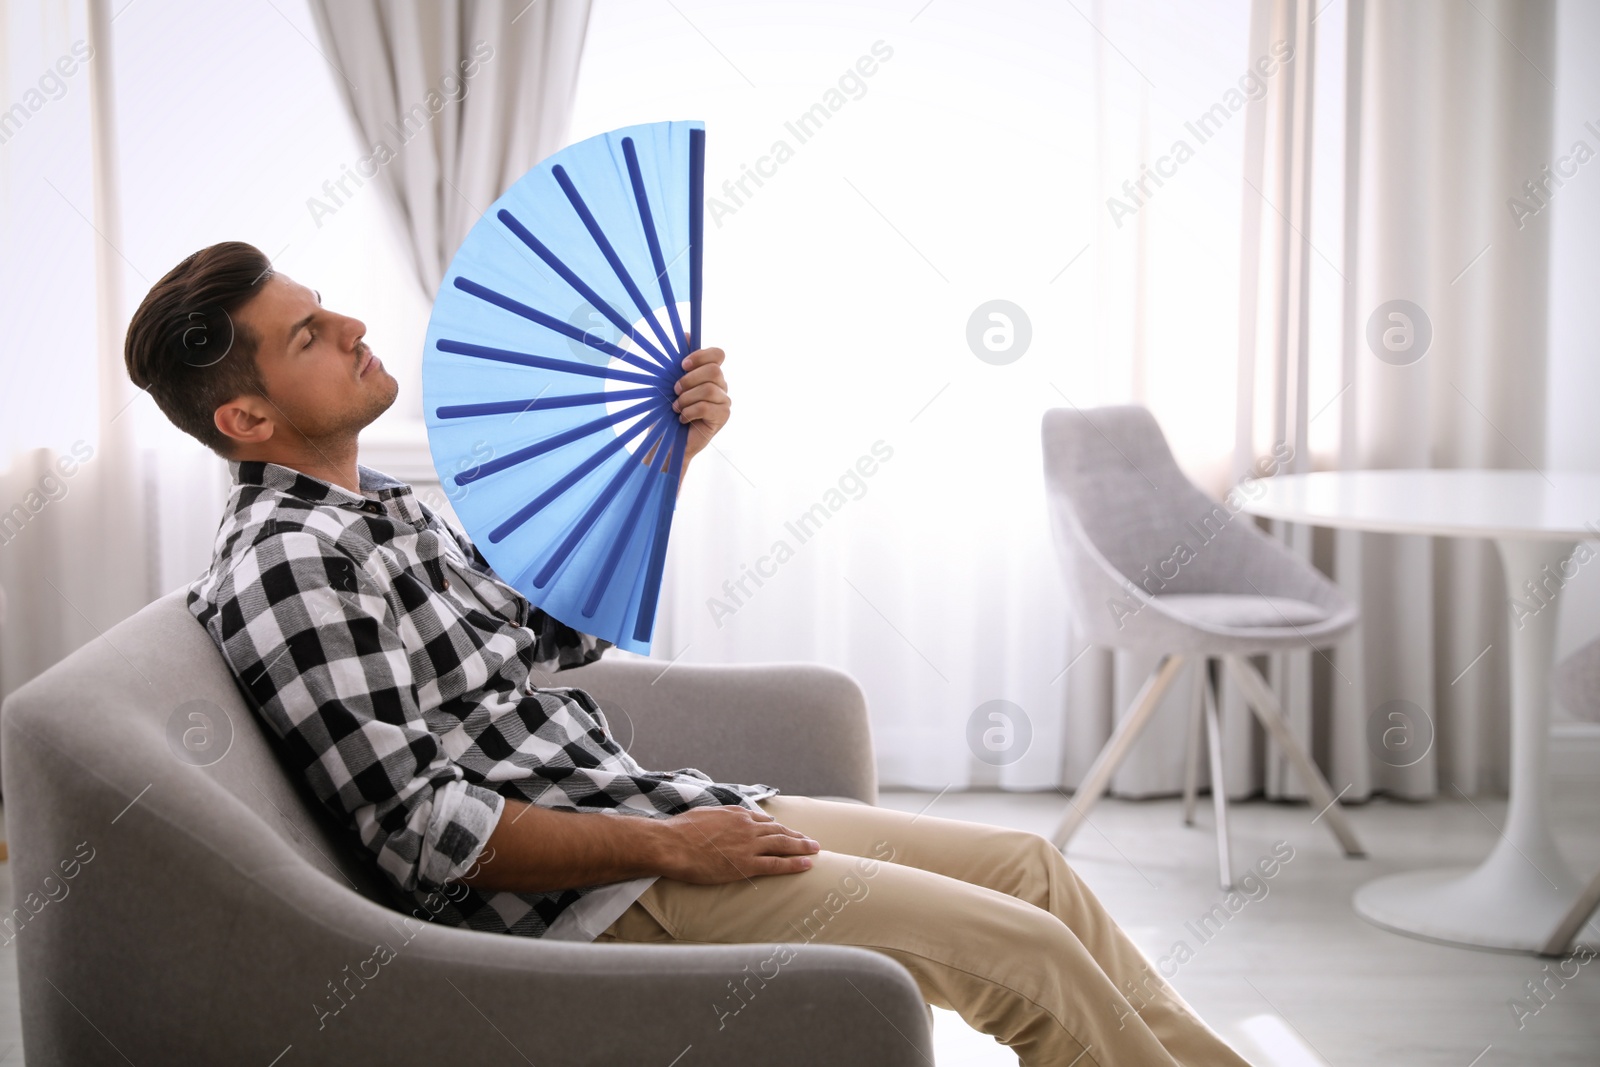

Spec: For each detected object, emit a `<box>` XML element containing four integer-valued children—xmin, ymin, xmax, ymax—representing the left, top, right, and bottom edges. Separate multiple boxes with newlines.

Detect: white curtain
<box><xmin>1351</xmin><ymin>0</ymin><xmax>1555</xmax><ymax>800</ymax></box>
<box><xmin>6</xmin><ymin>0</ymin><xmax>1583</xmax><ymax>809</ymax></box>
<box><xmin>305</xmin><ymin>0</ymin><xmax>594</xmax><ymax>289</ymax></box>
<box><xmin>610</xmin><ymin>0</ymin><xmax>1278</xmax><ymax>795</ymax></box>
<box><xmin>588</xmin><ymin>0</ymin><xmax>1251</xmax><ymax>792</ymax></box>
<box><xmin>1228</xmin><ymin>0</ymin><xmax>1559</xmax><ymax>805</ymax></box>
<box><xmin>592</xmin><ymin>0</ymin><xmax>1577</xmax><ymax>800</ymax></box>
<box><xmin>1061</xmin><ymin>0</ymin><xmax>1567</xmax><ymax>805</ymax></box>
<box><xmin>0</xmin><ymin>0</ymin><xmax>596</xmax><ymax>706</ymax></box>
<box><xmin>0</xmin><ymin>0</ymin><xmax>155</xmax><ymax>705</ymax></box>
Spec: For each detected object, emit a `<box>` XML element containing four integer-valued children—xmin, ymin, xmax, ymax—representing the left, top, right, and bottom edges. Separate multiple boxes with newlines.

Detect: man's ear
<box><xmin>213</xmin><ymin>395</ymin><xmax>276</xmax><ymax>450</ymax></box>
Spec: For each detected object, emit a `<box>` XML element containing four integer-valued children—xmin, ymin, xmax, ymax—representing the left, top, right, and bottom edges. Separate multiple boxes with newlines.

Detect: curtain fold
<box><xmin>0</xmin><ymin>0</ymin><xmax>155</xmax><ymax>708</ymax></box>
<box><xmin>639</xmin><ymin>0</ymin><xmax>1253</xmax><ymax>795</ymax></box>
<box><xmin>1061</xmin><ymin>0</ymin><xmax>1298</xmax><ymax>803</ymax></box>
<box><xmin>1061</xmin><ymin>0</ymin><xmax>1554</xmax><ymax>806</ymax></box>
<box><xmin>305</xmin><ymin>0</ymin><xmax>594</xmax><ymax>302</ymax></box>
<box><xmin>1230</xmin><ymin>0</ymin><xmax>1558</xmax><ymax>805</ymax></box>
<box><xmin>2</xmin><ymin>0</ymin><xmax>1568</xmax><ymax>810</ymax></box>
<box><xmin>985</xmin><ymin>0</ymin><xmax>1558</xmax><ymax>804</ymax></box>
<box><xmin>2</xmin><ymin>0</ymin><xmax>598</xmax><ymax>711</ymax></box>
<box><xmin>306</xmin><ymin>0</ymin><xmax>592</xmax><ymax>424</ymax></box>
<box><xmin>1362</xmin><ymin>0</ymin><xmax>1552</xmax><ymax>799</ymax></box>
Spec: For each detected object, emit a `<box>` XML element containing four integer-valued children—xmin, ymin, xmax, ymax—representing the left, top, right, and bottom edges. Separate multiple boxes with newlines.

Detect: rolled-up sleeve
<box><xmin>214</xmin><ymin>529</ymin><xmax>502</xmax><ymax>893</ymax></box>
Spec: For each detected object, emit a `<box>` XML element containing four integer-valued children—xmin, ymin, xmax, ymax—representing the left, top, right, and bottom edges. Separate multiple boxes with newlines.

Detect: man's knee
<box><xmin>976</xmin><ymin>825</ymin><xmax>1055</xmax><ymax>868</ymax></box>
<box><xmin>993</xmin><ymin>828</ymin><xmax>1084</xmax><ymax>910</ymax></box>
<box><xmin>1015</xmin><ymin>828</ymin><xmax>1080</xmax><ymax>876</ymax></box>
<box><xmin>1020</xmin><ymin>828</ymin><xmax>1059</xmax><ymax>856</ymax></box>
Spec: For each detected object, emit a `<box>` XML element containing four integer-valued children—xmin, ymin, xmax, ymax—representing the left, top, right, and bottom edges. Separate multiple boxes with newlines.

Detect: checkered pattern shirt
<box><xmin>187</xmin><ymin>459</ymin><xmax>778</xmax><ymax>940</ymax></box>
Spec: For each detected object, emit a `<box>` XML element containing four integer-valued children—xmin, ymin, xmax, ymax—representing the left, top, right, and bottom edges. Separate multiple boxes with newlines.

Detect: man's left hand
<box><xmin>673</xmin><ymin>346</ymin><xmax>730</xmax><ymax>463</ymax></box>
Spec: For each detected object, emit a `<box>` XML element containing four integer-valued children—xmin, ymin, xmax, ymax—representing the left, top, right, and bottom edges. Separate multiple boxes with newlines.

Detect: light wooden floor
<box><xmin>0</xmin><ymin>782</ymin><xmax>1594</xmax><ymax>1065</ymax></box>
<box><xmin>874</xmin><ymin>782</ymin><xmax>1600</xmax><ymax>1066</ymax></box>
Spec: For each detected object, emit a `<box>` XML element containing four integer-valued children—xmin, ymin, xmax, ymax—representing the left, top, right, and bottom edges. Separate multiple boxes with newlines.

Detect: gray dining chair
<box><xmin>1541</xmin><ymin>636</ymin><xmax>1600</xmax><ymax>956</ymax></box>
<box><xmin>1040</xmin><ymin>404</ymin><xmax>1365</xmax><ymax>888</ymax></box>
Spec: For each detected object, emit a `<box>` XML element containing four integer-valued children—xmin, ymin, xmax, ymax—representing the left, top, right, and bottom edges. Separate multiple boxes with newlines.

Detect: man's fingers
<box><xmin>678</xmin><ymin>804</ymin><xmax>822</xmax><ymax>880</ymax></box>
<box><xmin>757</xmin><ymin>854</ymin><xmax>815</xmax><ymax>876</ymax></box>
<box><xmin>675</xmin><ymin>379</ymin><xmax>726</xmax><ymax>404</ymax></box>
<box><xmin>762</xmin><ymin>821</ymin><xmax>818</xmax><ymax>843</ymax></box>
<box><xmin>755</xmin><ymin>824</ymin><xmax>820</xmax><ymax>850</ymax></box>
<box><xmin>675</xmin><ymin>398</ymin><xmax>726</xmax><ymax>422</ymax></box>
<box><xmin>682</xmin><ymin>346</ymin><xmax>725</xmax><ymax>370</ymax></box>
<box><xmin>674</xmin><ymin>363</ymin><xmax>725</xmax><ymax>390</ymax></box>
<box><xmin>673</xmin><ymin>382</ymin><xmax>726</xmax><ymax>408</ymax></box>
<box><xmin>741</xmin><ymin>810</ymin><xmax>815</xmax><ymax>843</ymax></box>
<box><xmin>765</xmin><ymin>833</ymin><xmax>821</xmax><ymax>855</ymax></box>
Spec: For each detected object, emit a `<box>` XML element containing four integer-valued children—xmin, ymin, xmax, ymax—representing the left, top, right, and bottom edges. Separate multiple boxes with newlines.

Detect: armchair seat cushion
<box><xmin>1152</xmin><ymin>593</ymin><xmax>1328</xmax><ymax>630</ymax></box>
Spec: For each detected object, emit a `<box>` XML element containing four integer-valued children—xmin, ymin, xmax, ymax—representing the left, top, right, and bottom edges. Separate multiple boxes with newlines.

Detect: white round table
<box><xmin>1240</xmin><ymin>469</ymin><xmax>1600</xmax><ymax>953</ymax></box>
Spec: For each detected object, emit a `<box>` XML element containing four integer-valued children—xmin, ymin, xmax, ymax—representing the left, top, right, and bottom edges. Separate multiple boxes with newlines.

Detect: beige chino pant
<box><xmin>595</xmin><ymin>794</ymin><xmax>1255</xmax><ymax>1067</ymax></box>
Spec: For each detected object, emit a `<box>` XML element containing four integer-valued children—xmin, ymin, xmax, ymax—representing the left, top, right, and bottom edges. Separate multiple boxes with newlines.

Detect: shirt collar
<box><xmin>228</xmin><ymin>459</ymin><xmax>426</xmax><ymax>525</ymax></box>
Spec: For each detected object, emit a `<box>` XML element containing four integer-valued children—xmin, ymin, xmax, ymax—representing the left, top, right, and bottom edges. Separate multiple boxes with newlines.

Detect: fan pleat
<box><xmin>536</xmin><ymin>414</ymin><xmax>675</xmax><ymax>606</ymax></box>
<box><xmin>488</xmin><ymin>408</ymin><xmax>668</xmax><ymax>545</ymax></box>
<box><xmin>436</xmin><ymin>338</ymin><xmax>664</xmax><ymax>388</ymax></box>
<box><xmin>453</xmin><ymin>276</ymin><xmax>669</xmax><ymax>379</ymax></box>
<box><xmin>495</xmin><ymin>207</ymin><xmax>678</xmax><ymax>373</ymax></box>
<box><xmin>621</xmin><ymin>137</ymin><xmax>688</xmax><ymax>357</ymax></box>
<box><xmin>551</xmin><ymin>163</ymin><xmax>684</xmax><ymax>361</ymax></box>
<box><xmin>457</xmin><ymin>396</ymin><xmax>658</xmax><ymax>489</ymax></box>
<box><xmin>435</xmin><ymin>386</ymin><xmax>657</xmax><ymax>421</ymax></box>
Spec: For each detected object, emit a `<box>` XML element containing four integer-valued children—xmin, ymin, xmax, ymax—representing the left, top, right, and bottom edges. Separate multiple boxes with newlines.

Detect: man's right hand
<box><xmin>654</xmin><ymin>804</ymin><xmax>820</xmax><ymax>884</ymax></box>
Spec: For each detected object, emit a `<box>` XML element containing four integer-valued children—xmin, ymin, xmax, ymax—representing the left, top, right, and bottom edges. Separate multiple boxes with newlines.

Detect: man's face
<box><xmin>225</xmin><ymin>273</ymin><xmax>397</xmax><ymax>445</ymax></box>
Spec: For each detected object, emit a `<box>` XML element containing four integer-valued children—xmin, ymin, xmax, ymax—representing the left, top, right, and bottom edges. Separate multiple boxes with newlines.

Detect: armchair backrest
<box><xmin>1041</xmin><ymin>404</ymin><xmax>1337</xmax><ymax>649</ymax></box>
<box><xmin>1042</xmin><ymin>405</ymin><xmax>1230</xmax><ymax>587</ymax></box>
<box><xmin>2</xmin><ymin>590</ymin><xmax>393</xmax><ymax>906</ymax></box>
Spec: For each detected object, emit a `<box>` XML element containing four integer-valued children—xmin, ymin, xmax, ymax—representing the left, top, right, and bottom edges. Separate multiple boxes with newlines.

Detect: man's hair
<box><xmin>124</xmin><ymin>241</ymin><xmax>275</xmax><ymax>456</ymax></box>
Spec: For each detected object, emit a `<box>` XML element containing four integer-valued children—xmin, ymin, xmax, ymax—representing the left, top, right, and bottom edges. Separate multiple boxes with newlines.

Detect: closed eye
<box><xmin>302</xmin><ymin>328</ymin><xmax>316</xmax><ymax>348</ymax></box>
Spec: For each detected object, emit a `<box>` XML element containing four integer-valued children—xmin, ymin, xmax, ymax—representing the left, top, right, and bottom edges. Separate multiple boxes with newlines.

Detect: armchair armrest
<box><xmin>554</xmin><ymin>656</ymin><xmax>878</xmax><ymax>804</ymax></box>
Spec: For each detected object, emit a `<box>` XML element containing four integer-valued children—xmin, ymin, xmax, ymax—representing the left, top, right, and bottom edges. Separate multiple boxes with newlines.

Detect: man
<box><xmin>125</xmin><ymin>241</ymin><xmax>1254</xmax><ymax>1067</ymax></box>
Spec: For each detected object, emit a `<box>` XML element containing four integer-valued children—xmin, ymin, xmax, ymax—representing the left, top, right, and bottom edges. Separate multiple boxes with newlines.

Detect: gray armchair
<box><xmin>0</xmin><ymin>590</ymin><xmax>932</xmax><ymax>1065</ymax></box>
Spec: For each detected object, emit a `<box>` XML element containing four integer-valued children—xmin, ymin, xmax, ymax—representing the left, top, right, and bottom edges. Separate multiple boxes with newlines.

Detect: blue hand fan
<box><xmin>422</xmin><ymin>120</ymin><xmax>706</xmax><ymax>656</ymax></box>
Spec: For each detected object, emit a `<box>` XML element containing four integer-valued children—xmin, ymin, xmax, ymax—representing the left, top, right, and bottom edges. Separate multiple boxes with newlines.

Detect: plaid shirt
<box><xmin>187</xmin><ymin>459</ymin><xmax>777</xmax><ymax>940</ymax></box>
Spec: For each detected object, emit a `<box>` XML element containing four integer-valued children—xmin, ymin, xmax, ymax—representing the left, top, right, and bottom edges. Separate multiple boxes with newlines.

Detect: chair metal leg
<box><xmin>1052</xmin><ymin>654</ymin><xmax>1187</xmax><ymax>850</ymax></box>
<box><xmin>1540</xmin><ymin>869</ymin><xmax>1600</xmax><ymax>957</ymax></box>
<box><xmin>1202</xmin><ymin>660</ymin><xmax>1234</xmax><ymax>890</ymax></box>
<box><xmin>1182</xmin><ymin>662</ymin><xmax>1204</xmax><ymax>827</ymax></box>
<box><xmin>1224</xmin><ymin>654</ymin><xmax>1366</xmax><ymax>858</ymax></box>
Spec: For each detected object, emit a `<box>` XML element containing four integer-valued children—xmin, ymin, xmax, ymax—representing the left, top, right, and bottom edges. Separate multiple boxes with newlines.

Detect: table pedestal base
<box><xmin>1353</xmin><ymin>538</ymin><xmax>1584</xmax><ymax>955</ymax></box>
<box><xmin>1353</xmin><ymin>834</ymin><xmax>1583</xmax><ymax>954</ymax></box>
